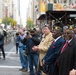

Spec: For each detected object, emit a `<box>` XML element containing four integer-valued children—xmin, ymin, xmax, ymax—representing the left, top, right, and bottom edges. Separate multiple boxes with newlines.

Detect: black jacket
<box><xmin>23</xmin><ymin>34</ymin><xmax>40</xmax><ymax>54</ymax></box>
<box><xmin>54</xmin><ymin>38</ymin><xmax>76</xmax><ymax>75</ymax></box>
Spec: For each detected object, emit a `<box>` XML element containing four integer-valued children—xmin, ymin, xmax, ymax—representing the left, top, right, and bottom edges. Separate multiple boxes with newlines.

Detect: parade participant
<box><xmin>0</xmin><ymin>32</ymin><xmax>5</xmax><ymax>60</ymax></box>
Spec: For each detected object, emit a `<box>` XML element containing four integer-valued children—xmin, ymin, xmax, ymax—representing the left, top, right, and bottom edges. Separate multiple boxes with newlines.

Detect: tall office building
<box><xmin>28</xmin><ymin>0</ymin><xmax>39</xmax><ymax>24</ymax></box>
<box><xmin>12</xmin><ymin>0</ymin><xmax>21</xmax><ymax>25</ymax></box>
<box><xmin>0</xmin><ymin>0</ymin><xmax>6</xmax><ymax>22</ymax></box>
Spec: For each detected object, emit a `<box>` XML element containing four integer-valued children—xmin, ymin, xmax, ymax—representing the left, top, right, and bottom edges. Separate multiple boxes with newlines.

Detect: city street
<box><xmin>0</xmin><ymin>38</ymin><xmax>28</xmax><ymax>75</ymax></box>
<box><xmin>0</xmin><ymin>0</ymin><xmax>76</xmax><ymax>75</ymax></box>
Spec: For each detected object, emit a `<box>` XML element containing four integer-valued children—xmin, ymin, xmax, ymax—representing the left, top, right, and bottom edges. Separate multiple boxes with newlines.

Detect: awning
<box><xmin>46</xmin><ymin>11</ymin><xmax>76</xmax><ymax>26</ymax></box>
<box><xmin>46</xmin><ymin>11</ymin><xmax>76</xmax><ymax>20</ymax></box>
<box><xmin>38</xmin><ymin>14</ymin><xmax>46</xmax><ymax>20</ymax></box>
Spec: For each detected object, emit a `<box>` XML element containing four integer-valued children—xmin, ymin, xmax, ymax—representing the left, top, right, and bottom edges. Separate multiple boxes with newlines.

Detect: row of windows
<box><xmin>43</xmin><ymin>0</ymin><xmax>76</xmax><ymax>4</ymax></box>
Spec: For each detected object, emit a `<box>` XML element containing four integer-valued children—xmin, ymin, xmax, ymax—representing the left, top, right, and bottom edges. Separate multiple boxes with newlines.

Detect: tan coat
<box><xmin>38</xmin><ymin>32</ymin><xmax>54</xmax><ymax>66</ymax></box>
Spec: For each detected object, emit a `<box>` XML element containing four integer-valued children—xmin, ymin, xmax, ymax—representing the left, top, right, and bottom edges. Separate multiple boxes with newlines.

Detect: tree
<box><xmin>2</xmin><ymin>17</ymin><xmax>17</xmax><ymax>27</ymax></box>
<box><xmin>26</xmin><ymin>18</ymin><xmax>34</xmax><ymax>30</ymax></box>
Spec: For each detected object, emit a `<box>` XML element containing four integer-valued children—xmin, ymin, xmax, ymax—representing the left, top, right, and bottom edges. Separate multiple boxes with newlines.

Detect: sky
<box><xmin>14</xmin><ymin>0</ymin><xmax>30</xmax><ymax>27</ymax></box>
<box><xmin>20</xmin><ymin>0</ymin><xmax>30</xmax><ymax>26</ymax></box>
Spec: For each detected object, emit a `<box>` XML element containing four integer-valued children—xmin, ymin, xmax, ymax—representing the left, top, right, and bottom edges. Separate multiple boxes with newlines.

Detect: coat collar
<box><xmin>68</xmin><ymin>38</ymin><xmax>75</xmax><ymax>46</ymax></box>
<box><xmin>54</xmin><ymin>36</ymin><xmax>61</xmax><ymax>42</ymax></box>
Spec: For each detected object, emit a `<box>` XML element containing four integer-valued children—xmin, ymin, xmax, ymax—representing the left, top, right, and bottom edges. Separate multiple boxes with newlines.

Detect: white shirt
<box><xmin>54</xmin><ymin>36</ymin><xmax>61</xmax><ymax>42</ymax></box>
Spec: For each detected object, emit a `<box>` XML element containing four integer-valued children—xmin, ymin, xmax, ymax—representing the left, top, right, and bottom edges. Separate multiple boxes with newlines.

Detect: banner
<box><xmin>40</xmin><ymin>1</ymin><xmax>46</xmax><ymax>12</ymax></box>
<box><xmin>53</xmin><ymin>3</ymin><xmax>76</xmax><ymax>11</ymax></box>
<box><xmin>53</xmin><ymin>3</ymin><xmax>63</xmax><ymax>10</ymax></box>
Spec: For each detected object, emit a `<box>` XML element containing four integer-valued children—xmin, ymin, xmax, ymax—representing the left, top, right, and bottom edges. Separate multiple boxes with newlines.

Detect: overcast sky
<box><xmin>20</xmin><ymin>0</ymin><xmax>30</xmax><ymax>26</ymax></box>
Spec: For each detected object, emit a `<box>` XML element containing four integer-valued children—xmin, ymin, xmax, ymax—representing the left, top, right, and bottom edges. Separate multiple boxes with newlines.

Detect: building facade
<box><xmin>27</xmin><ymin>0</ymin><xmax>39</xmax><ymax>25</ymax></box>
<box><xmin>0</xmin><ymin>0</ymin><xmax>6</xmax><ymax>22</ymax></box>
<box><xmin>32</xmin><ymin>0</ymin><xmax>76</xmax><ymax>30</ymax></box>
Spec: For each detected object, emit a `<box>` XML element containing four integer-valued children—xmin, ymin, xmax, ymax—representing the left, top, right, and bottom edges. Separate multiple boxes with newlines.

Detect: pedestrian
<box><xmin>0</xmin><ymin>32</ymin><xmax>5</xmax><ymax>60</ymax></box>
<box><xmin>15</xmin><ymin>32</ymin><xmax>19</xmax><ymax>54</ymax></box>
<box><xmin>32</xmin><ymin>25</ymin><xmax>54</xmax><ymax>75</ymax></box>
<box><xmin>54</xmin><ymin>29</ymin><xmax>76</xmax><ymax>75</ymax></box>
<box><xmin>18</xmin><ymin>29</ymin><xmax>28</xmax><ymax>72</ymax></box>
<box><xmin>42</xmin><ymin>26</ymin><xmax>65</xmax><ymax>75</ymax></box>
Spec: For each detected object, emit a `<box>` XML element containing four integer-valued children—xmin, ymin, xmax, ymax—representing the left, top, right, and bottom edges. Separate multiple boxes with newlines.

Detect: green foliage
<box><xmin>2</xmin><ymin>17</ymin><xmax>17</xmax><ymax>26</ymax></box>
<box><xmin>26</xmin><ymin>19</ymin><xmax>34</xmax><ymax>30</ymax></box>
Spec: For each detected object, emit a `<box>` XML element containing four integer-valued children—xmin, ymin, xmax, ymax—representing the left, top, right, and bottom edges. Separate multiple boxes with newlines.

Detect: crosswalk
<box><xmin>0</xmin><ymin>46</ymin><xmax>21</xmax><ymax>69</ymax></box>
<box><xmin>0</xmin><ymin>66</ymin><xmax>21</xmax><ymax>69</ymax></box>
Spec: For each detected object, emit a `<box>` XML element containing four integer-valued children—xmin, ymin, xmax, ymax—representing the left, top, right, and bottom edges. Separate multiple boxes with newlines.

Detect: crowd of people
<box><xmin>14</xmin><ymin>25</ymin><xmax>76</xmax><ymax>75</ymax></box>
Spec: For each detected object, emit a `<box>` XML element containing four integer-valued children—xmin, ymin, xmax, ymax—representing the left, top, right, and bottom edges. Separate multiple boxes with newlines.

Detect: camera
<box><xmin>16</xmin><ymin>32</ymin><xmax>19</xmax><ymax>36</ymax></box>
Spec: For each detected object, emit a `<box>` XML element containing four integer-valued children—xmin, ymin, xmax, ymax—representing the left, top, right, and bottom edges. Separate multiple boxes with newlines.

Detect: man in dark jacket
<box><xmin>54</xmin><ymin>29</ymin><xmax>76</xmax><ymax>75</ymax></box>
<box><xmin>23</xmin><ymin>30</ymin><xmax>40</xmax><ymax>75</ymax></box>
<box><xmin>42</xmin><ymin>26</ymin><xmax>65</xmax><ymax>75</ymax></box>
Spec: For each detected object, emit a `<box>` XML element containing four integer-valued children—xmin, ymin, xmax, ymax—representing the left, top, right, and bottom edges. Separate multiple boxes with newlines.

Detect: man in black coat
<box><xmin>54</xmin><ymin>29</ymin><xmax>76</xmax><ymax>75</ymax></box>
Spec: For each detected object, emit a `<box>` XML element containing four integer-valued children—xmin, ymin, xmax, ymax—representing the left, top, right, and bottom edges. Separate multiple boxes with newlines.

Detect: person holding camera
<box><xmin>23</xmin><ymin>30</ymin><xmax>41</xmax><ymax>75</ymax></box>
<box><xmin>18</xmin><ymin>29</ymin><xmax>28</xmax><ymax>72</ymax></box>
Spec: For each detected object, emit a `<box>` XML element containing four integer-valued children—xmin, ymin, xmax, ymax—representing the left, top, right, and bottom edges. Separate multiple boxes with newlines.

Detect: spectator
<box><xmin>32</xmin><ymin>25</ymin><xmax>54</xmax><ymax>75</ymax></box>
<box><xmin>74</xmin><ymin>28</ymin><xmax>76</xmax><ymax>38</ymax></box>
<box><xmin>18</xmin><ymin>29</ymin><xmax>28</xmax><ymax>72</ymax></box>
<box><xmin>42</xmin><ymin>26</ymin><xmax>65</xmax><ymax>75</ymax></box>
<box><xmin>54</xmin><ymin>29</ymin><xmax>76</xmax><ymax>75</ymax></box>
<box><xmin>23</xmin><ymin>30</ymin><xmax>40</xmax><ymax>75</ymax></box>
<box><xmin>15</xmin><ymin>32</ymin><xmax>19</xmax><ymax>54</ymax></box>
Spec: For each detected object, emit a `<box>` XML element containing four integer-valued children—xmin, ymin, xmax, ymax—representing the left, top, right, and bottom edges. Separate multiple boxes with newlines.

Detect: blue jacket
<box><xmin>43</xmin><ymin>36</ymin><xmax>65</xmax><ymax>75</ymax></box>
